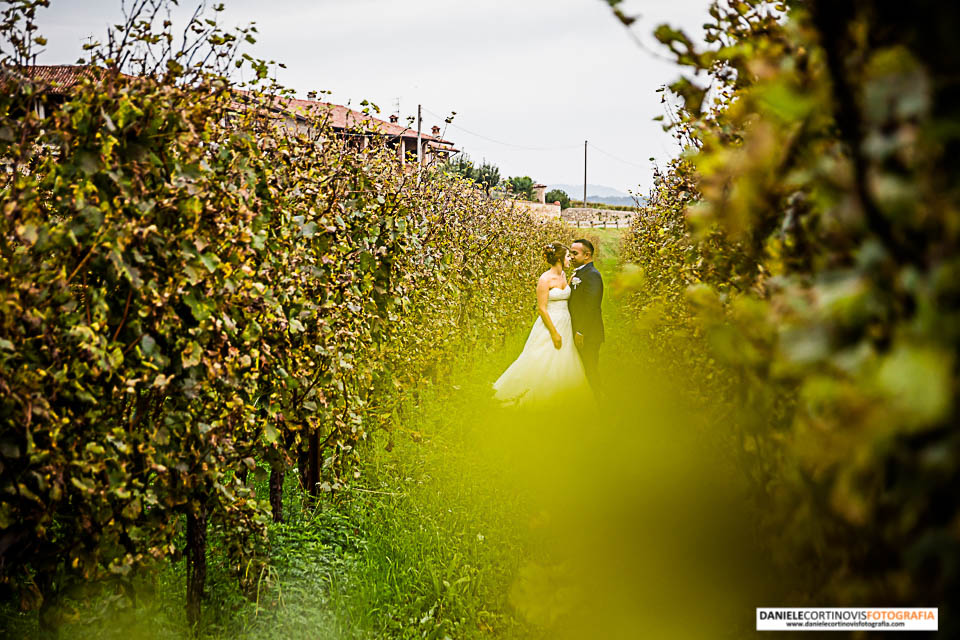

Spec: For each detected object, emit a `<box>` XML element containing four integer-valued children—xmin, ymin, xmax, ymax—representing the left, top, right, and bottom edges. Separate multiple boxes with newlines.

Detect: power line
<box><xmin>587</xmin><ymin>142</ymin><xmax>649</xmax><ymax>169</ymax></box>
<box><xmin>420</xmin><ymin>106</ymin><xmax>580</xmax><ymax>152</ymax></box>
<box><xmin>420</xmin><ymin>105</ymin><xmax>651</xmax><ymax>170</ymax></box>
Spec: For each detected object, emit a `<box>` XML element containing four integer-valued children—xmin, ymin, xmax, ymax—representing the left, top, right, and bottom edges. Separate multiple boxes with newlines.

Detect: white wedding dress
<box><xmin>493</xmin><ymin>285</ymin><xmax>592</xmax><ymax>408</ymax></box>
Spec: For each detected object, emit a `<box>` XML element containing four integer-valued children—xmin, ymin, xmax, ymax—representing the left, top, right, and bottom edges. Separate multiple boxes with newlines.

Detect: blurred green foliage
<box><xmin>616</xmin><ymin>0</ymin><xmax>960</xmax><ymax>618</ymax></box>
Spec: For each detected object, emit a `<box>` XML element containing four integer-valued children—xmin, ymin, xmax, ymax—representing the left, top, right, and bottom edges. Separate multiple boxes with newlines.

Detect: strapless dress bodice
<box><xmin>548</xmin><ymin>285</ymin><xmax>571</xmax><ymax>302</ymax></box>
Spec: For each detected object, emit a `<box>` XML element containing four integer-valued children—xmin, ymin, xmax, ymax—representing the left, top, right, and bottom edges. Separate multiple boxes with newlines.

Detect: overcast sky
<box><xmin>31</xmin><ymin>0</ymin><xmax>712</xmax><ymax>194</ymax></box>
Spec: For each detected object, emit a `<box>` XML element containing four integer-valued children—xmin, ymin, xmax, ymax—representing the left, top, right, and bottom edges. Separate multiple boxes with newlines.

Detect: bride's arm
<box><xmin>536</xmin><ymin>278</ymin><xmax>563</xmax><ymax>350</ymax></box>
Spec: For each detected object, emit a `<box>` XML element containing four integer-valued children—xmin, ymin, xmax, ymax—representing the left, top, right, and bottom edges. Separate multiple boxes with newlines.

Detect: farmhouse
<box><xmin>258</xmin><ymin>93</ymin><xmax>458</xmax><ymax>168</ymax></box>
<box><xmin>16</xmin><ymin>64</ymin><xmax>457</xmax><ymax>168</ymax></box>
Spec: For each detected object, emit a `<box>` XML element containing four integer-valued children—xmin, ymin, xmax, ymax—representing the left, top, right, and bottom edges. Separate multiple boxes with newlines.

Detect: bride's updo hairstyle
<box><xmin>543</xmin><ymin>242</ymin><xmax>568</xmax><ymax>266</ymax></box>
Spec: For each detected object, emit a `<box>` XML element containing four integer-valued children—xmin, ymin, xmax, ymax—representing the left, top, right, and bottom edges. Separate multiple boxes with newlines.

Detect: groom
<box><xmin>568</xmin><ymin>238</ymin><xmax>604</xmax><ymax>389</ymax></box>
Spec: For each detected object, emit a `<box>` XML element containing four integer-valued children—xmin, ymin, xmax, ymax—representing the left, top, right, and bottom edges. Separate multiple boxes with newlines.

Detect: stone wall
<box><xmin>562</xmin><ymin>207</ymin><xmax>635</xmax><ymax>228</ymax></box>
<box><xmin>509</xmin><ymin>199</ymin><xmax>562</xmax><ymax>220</ymax></box>
<box><xmin>502</xmin><ymin>201</ymin><xmax>636</xmax><ymax>227</ymax></box>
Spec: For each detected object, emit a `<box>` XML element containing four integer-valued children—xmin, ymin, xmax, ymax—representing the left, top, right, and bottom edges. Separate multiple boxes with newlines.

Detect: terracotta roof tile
<box><xmin>15</xmin><ymin>65</ymin><xmax>454</xmax><ymax>145</ymax></box>
<box><xmin>19</xmin><ymin>64</ymin><xmax>132</xmax><ymax>93</ymax></box>
<box><xmin>271</xmin><ymin>95</ymin><xmax>447</xmax><ymax>142</ymax></box>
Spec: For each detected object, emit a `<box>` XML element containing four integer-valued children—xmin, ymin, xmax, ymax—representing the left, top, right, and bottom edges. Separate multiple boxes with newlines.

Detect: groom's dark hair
<box><xmin>573</xmin><ymin>238</ymin><xmax>594</xmax><ymax>257</ymax></box>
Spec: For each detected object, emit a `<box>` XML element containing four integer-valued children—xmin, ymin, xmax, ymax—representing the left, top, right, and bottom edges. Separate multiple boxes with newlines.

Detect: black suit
<box><xmin>568</xmin><ymin>262</ymin><xmax>604</xmax><ymax>388</ymax></box>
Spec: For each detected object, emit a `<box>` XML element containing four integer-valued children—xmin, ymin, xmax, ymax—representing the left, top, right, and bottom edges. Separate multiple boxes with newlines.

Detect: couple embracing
<box><xmin>493</xmin><ymin>239</ymin><xmax>604</xmax><ymax>408</ymax></box>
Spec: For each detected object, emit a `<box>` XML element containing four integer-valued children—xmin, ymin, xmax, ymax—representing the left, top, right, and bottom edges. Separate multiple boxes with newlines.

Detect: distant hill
<box><xmin>549</xmin><ymin>183</ymin><xmax>627</xmax><ymax>198</ymax></box>
<box><xmin>584</xmin><ymin>195</ymin><xmax>643</xmax><ymax>207</ymax></box>
<box><xmin>547</xmin><ymin>184</ymin><xmax>644</xmax><ymax>207</ymax></box>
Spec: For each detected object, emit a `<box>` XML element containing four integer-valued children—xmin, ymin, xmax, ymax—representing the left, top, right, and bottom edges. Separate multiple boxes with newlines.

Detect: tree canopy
<box><xmin>507</xmin><ymin>176</ymin><xmax>535</xmax><ymax>201</ymax></box>
<box><xmin>545</xmin><ymin>189</ymin><xmax>571</xmax><ymax>209</ymax></box>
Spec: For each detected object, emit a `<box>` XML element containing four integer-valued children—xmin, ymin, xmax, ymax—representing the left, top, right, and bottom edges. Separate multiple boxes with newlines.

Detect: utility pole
<box><xmin>416</xmin><ymin>104</ymin><xmax>423</xmax><ymax>179</ymax></box>
<box><xmin>583</xmin><ymin>140</ymin><xmax>588</xmax><ymax>208</ymax></box>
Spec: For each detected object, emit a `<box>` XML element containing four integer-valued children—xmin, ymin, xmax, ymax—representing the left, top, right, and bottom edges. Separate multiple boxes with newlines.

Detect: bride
<box><xmin>493</xmin><ymin>242</ymin><xmax>593</xmax><ymax>408</ymax></box>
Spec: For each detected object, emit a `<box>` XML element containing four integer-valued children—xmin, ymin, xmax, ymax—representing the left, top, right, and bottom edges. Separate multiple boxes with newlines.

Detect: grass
<box><xmin>1</xmin><ymin>268</ymin><xmax>569</xmax><ymax>639</ymax></box>
<box><xmin>311</xmin><ymin>230</ymin><xmax>630</xmax><ymax>639</ymax></box>
<box><xmin>7</xmin><ymin>225</ymin><xmax>895</xmax><ymax>639</ymax></box>
<box><xmin>232</xmin><ymin>309</ymin><xmax>565</xmax><ymax>639</ymax></box>
<box><xmin>11</xmin><ymin>228</ymin><xmax>766</xmax><ymax>639</ymax></box>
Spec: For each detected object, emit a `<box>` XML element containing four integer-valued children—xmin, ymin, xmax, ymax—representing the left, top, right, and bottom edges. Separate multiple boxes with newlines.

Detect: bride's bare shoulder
<box><xmin>537</xmin><ymin>271</ymin><xmax>565</xmax><ymax>293</ymax></box>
